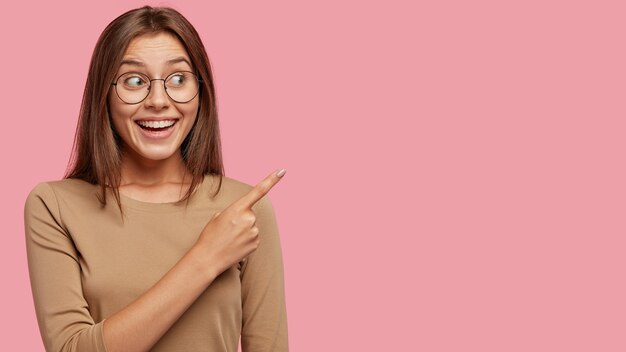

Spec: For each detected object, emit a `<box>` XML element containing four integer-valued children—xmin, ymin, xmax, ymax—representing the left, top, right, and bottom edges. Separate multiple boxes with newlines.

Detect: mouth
<box><xmin>134</xmin><ymin>118</ymin><xmax>179</xmax><ymax>140</ymax></box>
<box><xmin>135</xmin><ymin>119</ymin><xmax>178</xmax><ymax>131</ymax></box>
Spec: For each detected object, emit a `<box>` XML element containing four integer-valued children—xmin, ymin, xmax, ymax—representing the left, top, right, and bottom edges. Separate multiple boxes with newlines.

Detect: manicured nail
<box><xmin>276</xmin><ymin>169</ymin><xmax>286</xmax><ymax>178</ymax></box>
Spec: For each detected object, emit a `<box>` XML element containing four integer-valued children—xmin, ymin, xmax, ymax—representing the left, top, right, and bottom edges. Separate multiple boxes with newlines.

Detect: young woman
<box><xmin>24</xmin><ymin>6</ymin><xmax>288</xmax><ymax>352</ymax></box>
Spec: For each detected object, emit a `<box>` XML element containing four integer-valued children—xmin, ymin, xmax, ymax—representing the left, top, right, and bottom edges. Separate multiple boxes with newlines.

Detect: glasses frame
<box><xmin>111</xmin><ymin>70</ymin><xmax>203</xmax><ymax>105</ymax></box>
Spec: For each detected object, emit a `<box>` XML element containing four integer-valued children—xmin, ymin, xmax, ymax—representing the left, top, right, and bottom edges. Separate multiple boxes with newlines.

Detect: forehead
<box><xmin>121</xmin><ymin>32</ymin><xmax>191</xmax><ymax>68</ymax></box>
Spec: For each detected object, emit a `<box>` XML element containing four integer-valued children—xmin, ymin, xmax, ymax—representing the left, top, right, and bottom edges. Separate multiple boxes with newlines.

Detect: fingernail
<box><xmin>276</xmin><ymin>169</ymin><xmax>286</xmax><ymax>178</ymax></box>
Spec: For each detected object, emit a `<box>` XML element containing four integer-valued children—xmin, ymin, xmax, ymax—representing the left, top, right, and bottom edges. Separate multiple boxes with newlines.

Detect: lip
<box><xmin>134</xmin><ymin>117</ymin><xmax>180</xmax><ymax>122</ymax></box>
<box><xmin>134</xmin><ymin>117</ymin><xmax>179</xmax><ymax>140</ymax></box>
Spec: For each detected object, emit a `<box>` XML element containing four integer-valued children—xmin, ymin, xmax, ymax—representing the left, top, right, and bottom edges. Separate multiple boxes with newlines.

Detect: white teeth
<box><xmin>137</xmin><ymin>120</ymin><xmax>176</xmax><ymax>128</ymax></box>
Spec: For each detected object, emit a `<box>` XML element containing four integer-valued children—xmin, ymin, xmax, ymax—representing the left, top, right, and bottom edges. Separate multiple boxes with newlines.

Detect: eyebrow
<box><xmin>166</xmin><ymin>57</ymin><xmax>193</xmax><ymax>67</ymax></box>
<box><xmin>119</xmin><ymin>57</ymin><xmax>193</xmax><ymax>68</ymax></box>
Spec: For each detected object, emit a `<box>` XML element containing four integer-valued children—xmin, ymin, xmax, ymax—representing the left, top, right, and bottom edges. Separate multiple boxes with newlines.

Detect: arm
<box><xmin>25</xmin><ymin>183</ymin><xmax>219</xmax><ymax>352</ymax></box>
<box><xmin>241</xmin><ymin>196</ymin><xmax>289</xmax><ymax>352</ymax></box>
<box><xmin>25</xmin><ymin>183</ymin><xmax>108</xmax><ymax>351</ymax></box>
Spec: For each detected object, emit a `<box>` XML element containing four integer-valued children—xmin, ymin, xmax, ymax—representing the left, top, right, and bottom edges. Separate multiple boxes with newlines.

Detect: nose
<box><xmin>144</xmin><ymin>79</ymin><xmax>170</xmax><ymax>110</ymax></box>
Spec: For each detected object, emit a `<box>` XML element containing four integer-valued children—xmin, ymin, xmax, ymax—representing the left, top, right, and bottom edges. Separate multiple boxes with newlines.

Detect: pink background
<box><xmin>2</xmin><ymin>0</ymin><xmax>625</xmax><ymax>350</ymax></box>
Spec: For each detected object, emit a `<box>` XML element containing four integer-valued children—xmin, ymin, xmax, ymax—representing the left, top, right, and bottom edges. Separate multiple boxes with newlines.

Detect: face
<box><xmin>108</xmin><ymin>32</ymin><xmax>199</xmax><ymax>164</ymax></box>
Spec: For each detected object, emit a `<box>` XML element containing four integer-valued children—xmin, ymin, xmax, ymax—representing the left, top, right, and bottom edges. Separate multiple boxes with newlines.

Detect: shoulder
<box><xmin>25</xmin><ymin>179</ymin><xmax>100</xmax><ymax>214</ymax></box>
<box><xmin>24</xmin><ymin>182</ymin><xmax>56</xmax><ymax>216</ymax></box>
<box><xmin>221</xmin><ymin>175</ymin><xmax>255</xmax><ymax>197</ymax></box>
<box><xmin>27</xmin><ymin>178</ymin><xmax>95</xmax><ymax>196</ymax></box>
<box><xmin>205</xmin><ymin>174</ymin><xmax>274</xmax><ymax>212</ymax></box>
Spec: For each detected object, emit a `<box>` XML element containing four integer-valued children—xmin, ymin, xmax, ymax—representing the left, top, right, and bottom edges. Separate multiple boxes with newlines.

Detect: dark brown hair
<box><xmin>64</xmin><ymin>6</ymin><xmax>224</xmax><ymax>214</ymax></box>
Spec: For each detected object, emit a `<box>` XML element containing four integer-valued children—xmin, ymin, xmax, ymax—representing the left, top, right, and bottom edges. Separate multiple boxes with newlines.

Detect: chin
<box><xmin>132</xmin><ymin>146</ymin><xmax>182</xmax><ymax>162</ymax></box>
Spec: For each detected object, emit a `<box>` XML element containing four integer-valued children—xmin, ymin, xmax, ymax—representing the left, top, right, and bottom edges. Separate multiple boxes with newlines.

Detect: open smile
<box><xmin>134</xmin><ymin>118</ymin><xmax>179</xmax><ymax>139</ymax></box>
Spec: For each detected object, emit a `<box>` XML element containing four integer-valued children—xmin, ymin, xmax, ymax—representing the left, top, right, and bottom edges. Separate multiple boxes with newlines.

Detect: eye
<box><xmin>168</xmin><ymin>73</ymin><xmax>185</xmax><ymax>87</ymax></box>
<box><xmin>120</xmin><ymin>74</ymin><xmax>148</xmax><ymax>89</ymax></box>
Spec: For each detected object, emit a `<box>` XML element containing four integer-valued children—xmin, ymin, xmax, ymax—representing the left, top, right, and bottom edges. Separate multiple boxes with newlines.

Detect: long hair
<box><xmin>64</xmin><ymin>6</ymin><xmax>224</xmax><ymax>214</ymax></box>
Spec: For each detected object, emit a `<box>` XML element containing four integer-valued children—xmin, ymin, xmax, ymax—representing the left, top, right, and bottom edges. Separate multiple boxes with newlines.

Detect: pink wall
<box><xmin>2</xmin><ymin>0</ymin><xmax>625</xmax><ymax>351</ymax></box>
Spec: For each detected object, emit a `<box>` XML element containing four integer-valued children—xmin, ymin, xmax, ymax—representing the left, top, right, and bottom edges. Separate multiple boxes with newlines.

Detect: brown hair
<box><xmin>64</xmin><ymin>6</ymin><xmax>224</xmax><ymax>214</ymax></box>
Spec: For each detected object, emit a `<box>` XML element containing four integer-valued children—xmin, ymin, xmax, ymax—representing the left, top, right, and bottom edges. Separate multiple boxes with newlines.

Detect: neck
<box><xmin>119</xmin><ymin>149</ymin><xmax>190</xmax><ymax>186</ymax></box>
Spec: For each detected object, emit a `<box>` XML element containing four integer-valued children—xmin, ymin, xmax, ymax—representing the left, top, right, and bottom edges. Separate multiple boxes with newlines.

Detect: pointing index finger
<box><xmin>236</xmin><ymin>169</ymin><xmax>286</xmax><ymax>209</ymax></box>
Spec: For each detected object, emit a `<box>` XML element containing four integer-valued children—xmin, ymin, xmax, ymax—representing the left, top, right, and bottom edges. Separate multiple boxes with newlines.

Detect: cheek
<box><xmin>181</xmin><ymin>101</ymin><xmax>200</xmax><ymax>128</ymax></box>
<box><xmin>184</xmin><ymin>99</ymin><xmax>200</xmax><ymax>116</ymax></box>
<box><xmin>108</xmin><ymin>94</ymin><xmax>139</xmax><ymax>131</ymax></box>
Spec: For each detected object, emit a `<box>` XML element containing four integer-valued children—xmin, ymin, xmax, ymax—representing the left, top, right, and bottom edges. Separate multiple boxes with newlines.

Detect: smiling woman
<box><xmin>24</xmin><ymin>5</ymin><xmax>289</xmax><ymax>352</ymax></box>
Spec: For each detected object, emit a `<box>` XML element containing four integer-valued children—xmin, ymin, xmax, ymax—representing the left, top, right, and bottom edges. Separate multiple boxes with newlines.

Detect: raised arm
<box><xmin>24</xmin><ymin>170</ymin><xmax>286</xmax><ymax>352</ymax></box>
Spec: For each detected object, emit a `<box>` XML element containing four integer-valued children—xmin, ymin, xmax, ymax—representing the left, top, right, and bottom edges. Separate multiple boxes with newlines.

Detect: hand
<box><xmin>194</xmin><ymin>169</ymin><xmax>286</xmax><ymax>277</ymax></box>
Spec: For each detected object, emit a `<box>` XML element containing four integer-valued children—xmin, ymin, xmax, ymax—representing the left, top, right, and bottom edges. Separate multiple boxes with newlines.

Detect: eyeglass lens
<box><xmin>114</xmin><ymin>72</ymin><xmax>200</xmax><ymax>104</ymax></box>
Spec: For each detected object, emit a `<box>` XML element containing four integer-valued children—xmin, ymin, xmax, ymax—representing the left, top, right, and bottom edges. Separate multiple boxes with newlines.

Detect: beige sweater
<box><xmin>24</xmin><ymin>175</ymin><xmax>288</xmax><ymax>352</ymax></box>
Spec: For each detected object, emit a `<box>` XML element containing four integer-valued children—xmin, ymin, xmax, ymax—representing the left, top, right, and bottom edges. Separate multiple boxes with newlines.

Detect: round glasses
<box><xmin>112</xmin><ymin>71</ymin><xmax>202</xmax><ymax>104</ymax></box>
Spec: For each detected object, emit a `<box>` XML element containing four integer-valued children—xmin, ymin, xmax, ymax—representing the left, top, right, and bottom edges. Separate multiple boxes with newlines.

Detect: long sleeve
<box><xmin>240</xmin><ymin>195</ymin><xmax>289</xmax><ymax>352</ymax></box>
<box><xmin>24</xmin><ymin>182</ymin><xmax>108</xmax><ymax>352</ymax></box>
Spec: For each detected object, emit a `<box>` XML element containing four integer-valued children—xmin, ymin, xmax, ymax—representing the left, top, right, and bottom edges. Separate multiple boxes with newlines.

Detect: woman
<box><xmin>24</xmin><ymin>6</ymin><xmax>288</xmax><ymax>352</ymax></box>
